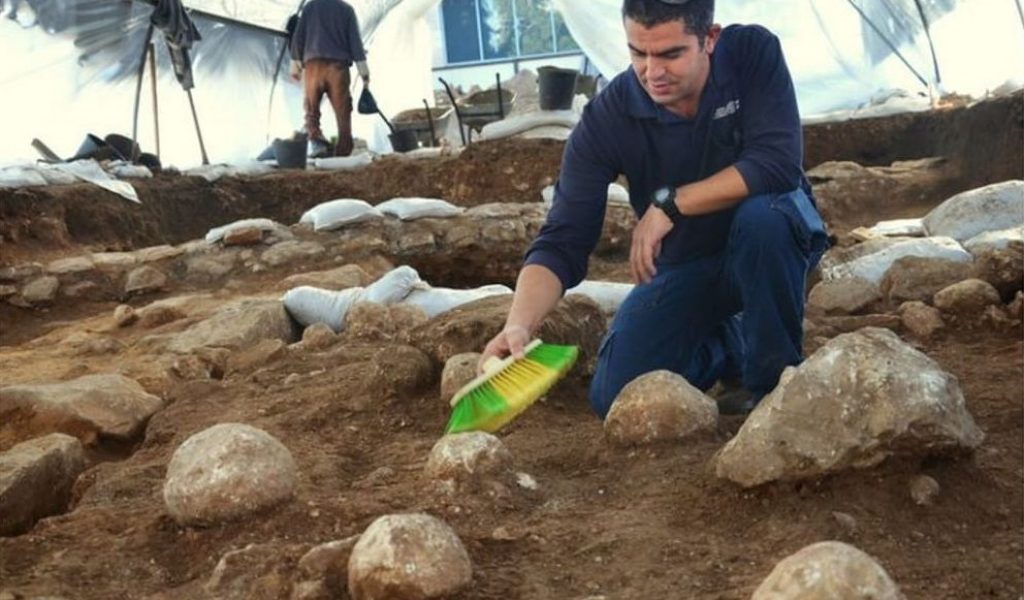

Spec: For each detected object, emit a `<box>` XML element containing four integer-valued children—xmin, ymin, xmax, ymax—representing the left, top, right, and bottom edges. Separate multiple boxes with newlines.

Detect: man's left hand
<box><xmin>630</xmin><ymin>205</ymin><xmax>674</xmax><ymax>284</ymax></box>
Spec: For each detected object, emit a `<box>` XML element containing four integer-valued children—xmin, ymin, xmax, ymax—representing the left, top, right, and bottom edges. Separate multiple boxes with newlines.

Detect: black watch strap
<box><xmin>652</xmin><ymin>186</ymin><xmax>681</xmax><ymax>220</ymax></box>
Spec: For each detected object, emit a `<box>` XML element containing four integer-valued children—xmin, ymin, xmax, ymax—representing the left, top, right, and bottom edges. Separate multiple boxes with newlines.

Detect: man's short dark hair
<box><xmin>622</xmin><ymin>0</ymin><xmax>715</xmax><ymax>44</ymax></box>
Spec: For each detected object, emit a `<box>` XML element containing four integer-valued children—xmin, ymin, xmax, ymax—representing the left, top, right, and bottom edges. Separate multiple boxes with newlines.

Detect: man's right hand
<box><xmin>479</xmin><ymin>324</ymin><xmax>531</xmax><ymax>373</ymax></box>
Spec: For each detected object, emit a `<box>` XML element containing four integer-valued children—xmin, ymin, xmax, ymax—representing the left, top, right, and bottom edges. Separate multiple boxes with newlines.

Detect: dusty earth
<box><xmin>0</xmin><ymin>93</ymin><xmax>1022</xmax><ymax>599</ymax></box>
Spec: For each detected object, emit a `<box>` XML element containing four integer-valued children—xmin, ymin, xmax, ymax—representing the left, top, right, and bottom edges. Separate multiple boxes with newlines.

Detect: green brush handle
<box><xmin>450</xmin><ymin>339</ymin><xmax>543</xmax><ymax>407</ymax></box>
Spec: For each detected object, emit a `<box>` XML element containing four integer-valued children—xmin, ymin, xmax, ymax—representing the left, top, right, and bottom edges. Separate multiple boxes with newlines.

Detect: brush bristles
<box><xmin>444</xmin><ymin>343</ymin><xmax>579</xmax><ymax>434</ymax></box>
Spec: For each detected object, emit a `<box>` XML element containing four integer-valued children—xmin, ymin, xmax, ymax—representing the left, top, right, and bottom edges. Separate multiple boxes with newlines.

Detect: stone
<box><xmin>344</xmin><ymin>302</ymin><xmax>395</xmax><ymax>340</ymax></box>
<box><xmin>1009</xmin><ymin>291</ymin><xmax>1024</xmax><ymax>320</ymax></box>
<box><xmin>970</xmin><ymin>242</ymin><xmax>1024</xmax><ymax>300</ymax></box>
<box><xmin>281</xmin><ymin>264</ymin><xmax>371</xmax><ymax>291</ymax></box>
<box><xmin>206</xmin><ymin>542</ymin><xmax>308</xmax><ymax>599</ymax></box>
<box><xmin>186</xmin><ymin>253</ymin><xmax>238</xmax><ymax>280</ymax></box>
<box><xmin>388</xmin><ymin>303</ymin><xmax>429</xmax><ymax>333</ymax></box>
<box><xmin>831</xmin><ymin>511</ymin><xmax>859</xmax><ymax>537</ymax></box>
<box><xmin>136</xmin><ymin>244</ymin><xmax>184</xmax><ymax>263</ymax></box>
<box><xmin>124</xmin><ymin>266</ymin><xmax>168</xmax><ymax>296</ymax></box>
<box><xmin>0</xmin><ymin>284</ymin><xmax>16</xmax><ymax>299</ymax></box>
<box><xmin>880</xmin><ymin>256</ymin><xmax>974</xmax><ymax>304</ymax></box>
<box><xmin>715</xmin><ymin>328</ymin><xmax>984</xmax><ymax>487</ymax></box>
<box><xmin>964</xmin><ymin>226</ymin><xmax>1024</xmax><ymax>255</ymax></box>
<box><xmin>822</xmin><ymin>237</ymin><xmax>972</xmax><ymax>285</ymax></box>
<box><xmin>604</xmin><ymin>370</ymin><xmax>718</xmax><ymax>446</ymax></box>
<box><xmin>163</xmin><ymin>423</ymin><xmax>297</xmax><ymax>526</ymax></box>
<box><xmin>898</xmin><ymin>301</ymin><xmax>945</xmax><ymax>339</ymax></box>
<box><xmin>171</xmin><ymin>354</ymin><xmax>214</xmax><ymax>380</ymax></box>
<box><xmin>909</xmin><ymin>474</ymin><xmax>940</xmax><ymax>506</ymax></box>
<box><xmin>982</xmin><ymin>305</ymin><xmax>1015</xmax><ymax>329</ymax></box>
<box><xmin>46</xmin><ymin>256</ymin><xmax>95</xmax><ymax>275</ymax></box>
<box><xmin>397</xmin><ymin>230</ymin><xmax>437</xmax><ymax>253</ymax></box>
<box><xmin>0</xmin><ymin>434</ymin><xmax>86</xmax><ymax>535</ymax></box>
<box><xmin>933</xmin><ymin>279</ymin><xmax>1002</xmax><ymax>315</ymax></box>
<box><xmin>61</xmin><ymin>281</ymin><xmax>100</xmax><ymax>299</ymax></box>
<box><xmin>348</xmin><ymin>513</ymin><xmax>473</xmax><ymax>600</ymax></box>
<box><xmin>819</xmin><ymin>313</ymin><xmax>903</xmax><ymax>334</ymax></box>
<box><xmin>807</xmin><ymin>277</ymin><xmax>880</xmax><ymax>314</ymax></box>
<box><xmin>223</xmin><ymin>226</ymin><xmax>265</xmax><ymax>246</ymax></box>
<box><xmin>301</xmin><ymin>322</ymin><xmax>338</xmax><ymax>350</ymax></box>
<box><xmin>424</xmin><ymin>432</ymin><xmax>514</xmax><ymax>495</ymax></box>
<box><xmin>370</xmin><ymin>345</ymin><xmax>434</xmax><ymax>397</ymax></box>
<box><xmin>923</xmin><ymin>180</ymin><xmax>1024</xmax><ymax>242</ymax></box>
<box><xmin>751</xmin><ymin>541</ymin><xmax>904</xmax><ymax>600</ymax></box>
<box><xmin>226</xmin><ymin>339</ymin><xmax>286</xmax><ymax>374</ymax></box>
<box><xmin>0</xmin><ymin>374</ymin><xmax>165</xmax><ymax>447</ymax></box>
<box><xmin>0</xmin><ymin>263</ymin><xmax>42</xmax><ymax>282</ymax></box>
<box><xmin>113</xmin><ymin>304</ymin><xmax>138</xmax><ymax>327</ymax></box>
<box><xmin>408</xmin><ymin>294</ymin><xmax>605</xmax><ymax>374</ymax></box>
<box><xmin>91</xmin><ymin>251</ymin><xmax>137</xmax><ymax>270</ymax></box>
<box><xmin>167</xmin><ymin>299</ymin><xmax>297</xmax><ymax>354</ymax></box>
<box><xmin>440</xmin><ymin>353</ymin><xmax>481</xmax><ymax>403</ymax></box>
<box><xmin>21</xmin><ymin>276</ymin><xmax>60</xmax><ymax>304</ymax></box>
<box><xmin>298</xmin><ymin>536</ymin><xmax>360</xmax><ymax>579</ymax></box>
<box><xmin>137</xmin><ymin>304</ymin><xmax>187</xmax><ymax>329</ymax></box>
<box><xmin>261</xmin><ymin>241</ymin><xmax>326</xmax><ymax>267</ymax></box>
<box><xmin>291</xmin><ymin>580</ymin><xmax>332</xmax><ymax>600</ymax></box>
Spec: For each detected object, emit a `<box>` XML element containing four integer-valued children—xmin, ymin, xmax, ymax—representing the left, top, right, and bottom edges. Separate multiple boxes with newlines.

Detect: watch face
<box><xmin>654</xmin><ymin>187</ymin><xmax>672</xmax><ymax>206</ymax></box>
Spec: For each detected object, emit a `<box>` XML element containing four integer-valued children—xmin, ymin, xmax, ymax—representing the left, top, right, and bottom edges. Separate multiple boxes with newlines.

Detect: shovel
<box><xmin>357</xmin><ymin>85</ymin><xmax>395</xmax><ymax>134</ymax></box>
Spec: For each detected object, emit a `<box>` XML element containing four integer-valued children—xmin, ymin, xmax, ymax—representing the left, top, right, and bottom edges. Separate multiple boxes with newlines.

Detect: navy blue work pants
<box><xmin>588</xmin><ymin>189</ymin><xmax>827</xmax><ymax>418</ymax></box>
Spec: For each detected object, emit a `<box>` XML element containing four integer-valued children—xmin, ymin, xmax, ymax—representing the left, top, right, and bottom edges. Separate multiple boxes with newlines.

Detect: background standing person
<box><xmin>479</xmin><ymin>0</ymin><xmax>828</xmax><ymax>418</ymax></box>
<box><xmin>289</xmin><ymin>0</ymin><xmax>370</xmax><ymax>158</ymax></box>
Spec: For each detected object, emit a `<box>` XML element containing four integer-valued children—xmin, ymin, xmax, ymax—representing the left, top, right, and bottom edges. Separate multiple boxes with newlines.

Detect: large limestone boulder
<box><xmin>407</xmin><ymin>294</ymin><xmax>604</xmax><ymax>373</ymax></box>
<box><xmin>424</xmin><ymin>432</ymin><xmax>514</xmax><ymax>495</ymax></box>
<box><xmin>880</xmin><ymin>256</ymin><xmax>974</xmax><ymax>304</ymax></box>
<box><xmin>898</xmin><ymin>301</ymin><xmax>945</xmax><ymax>339</ymax></box>
<box><xmin>21</xmin><ymin>276</ymin><xmax>60</xmax><ymax>304</ymax></box>
<box><xmin>0</xmin><ymin>374</ymin><xmax>164</xmax><ymax>447</ymax></box>
<box><xmin>163</xmin><ymin>423</ymin><xmax>298</xmax><ymax>526</ymax></box>
<box><xmin>716</xmin><ymin>328</ymin><xmax>984</xmax><ymax>487</ymax></box>
<box><xmin>0</xmin><ymin>434</ymin><xmax>86</xmax><ymax>536</ymax></box>
<box><xmin>124</xmin><ymin>265</ymin><xmax>167</xmax><ymax>296</ymax></box>
<box><xmin>167</xmin><ymin>299</ymin><xmax>298</xmax><ymax>354</ymax></box>
<box><xmin>348</xmin><ymin>513</ymin><xmax>472</xmax><ymax>600</ymax></box>
<box><xmin>280</xmin><ymin>264</ymin><xmax>371</xmax><ymax>291</ymax></box>
<box><xmin>440</xmin><ymin>352</ymin><xmax>481</xmax><ymax>402</ymax></box>
<box><xmin>751</xmin><ymin>541</ymin><xmax>905</xmax><ymax>600</ymax></box>
<box><xmin>604</xmin><ymin>370</ymin><xmax>718</xmax><ymax>446</ymax></box>
<box><xmin>923</xmin><ymin>180</ymin><xmax>1024</xmax><ymax>242</ymax></box>
<box><xmin>822</xmin><ymin>237</ymin><xmax>971</xmax><ymax>285</ymax></box>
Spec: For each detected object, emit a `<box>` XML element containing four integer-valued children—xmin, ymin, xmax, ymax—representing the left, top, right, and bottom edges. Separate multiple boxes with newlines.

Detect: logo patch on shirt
<box><xmin>713</xmin><ymin>99</ymin><xmax>740</xmax><ymax>120</ymax></box>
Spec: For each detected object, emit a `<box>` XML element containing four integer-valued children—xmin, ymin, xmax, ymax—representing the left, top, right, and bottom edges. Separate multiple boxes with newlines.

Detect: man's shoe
<box><xmin>308</xmin><ymin>138</ymin><xmax>331</xmax><ymax>159</ymax></box>
<box><xmin>715</xmin><ymin>385</ymin><xmax>762</xmax><ymax>416</ymax></box>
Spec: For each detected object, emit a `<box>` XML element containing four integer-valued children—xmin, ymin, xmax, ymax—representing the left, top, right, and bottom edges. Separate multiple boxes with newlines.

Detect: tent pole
<box><xmin>844</xmin><ymin>0</ymin><xmax>929</xmax><ymax>89</ymax></box>
<box><xmin>132</xmin><ymin>23</ymin><xmax>155</xmax><ymax>160</ymax></box>
<box><xmin>912</xmin><ymin>0</ymin><xmax>941</xmax><ymax>86</ymax></box>
<box><xmin>149</xmin><ymin>41</ymin><xmax>161</xmax><ymax>159</ymax></box>
<box><xmin>187</xmin><ymin>90</ymin><xmax>210</xmax><ymax>165</ymax></box>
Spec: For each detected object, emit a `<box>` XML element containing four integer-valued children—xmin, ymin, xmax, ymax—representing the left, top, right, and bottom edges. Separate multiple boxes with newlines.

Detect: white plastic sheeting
<box><xmin>553</xmin><ymin>0</ymin><xmax>1024</xmax><ymax>118</ymax></box>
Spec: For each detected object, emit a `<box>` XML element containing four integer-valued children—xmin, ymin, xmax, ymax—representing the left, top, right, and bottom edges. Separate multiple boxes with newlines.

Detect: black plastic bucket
<box><xmin>69</xmin><ymin>134</ymin><xmax>117</xmax><ymax>162</ymax></box>
<box><xmin>388</xmin><ymin>129</ymin><xmax>419</xmax><ymax>153</ymax></box>
<box><xmin>273</xmin><ymin>137</ymin><xmax>308</xmax><ymax>169</ymax></box>
<box><xmin>538</xmin><ymin>66</ymin><xmax>579</xmax><ymax>110</ymax></box>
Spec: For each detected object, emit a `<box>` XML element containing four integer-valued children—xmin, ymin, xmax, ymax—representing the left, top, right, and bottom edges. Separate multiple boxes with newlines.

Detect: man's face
<box><xmin>624</xmin><ymin>17</ymin><xmax>720</xmax><ymax>115</ymax></box>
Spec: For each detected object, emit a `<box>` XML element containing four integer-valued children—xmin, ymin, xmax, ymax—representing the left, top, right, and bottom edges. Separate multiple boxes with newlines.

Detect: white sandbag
<box><xmin>311</xmin><ymin>154</ymin><xmax>374</xmax><ymax>171</ymax></box>
<box><xmin>36</xmin><ymin>165</ymin><xmax>78</xmax><ymax>185</ymax></box>
<box><xmin>376</xmin><ymin>197</ymin><xmax>464</xmax><ymax>220</ymax></box>
<box><xmin>542</xmin><ymin>183</ymin><xmax>631</xmax><ymax>208</ymax></box>
<box><xmin>964</xmin><ymin>226</ymin><xmax>1024</xmax><ymax>255</ymax></box>
<box><xmin>205</xmin><ymin>218</ymin><xmax>287</xmax><ymax>243</ymax></box>
<box><xmin>566</xmin><ymin>280</ymin><xmax>635</xmax><ymax>315</ymax></box>
<box><xmin>519</xmin><ymin>125</ymin><xmax>573</xmax><ymax>141</ymax></box>
<box><xmin>109</xmin><ymin>163</ymin><xmax>154</xmax><ymax>179</ymax></box>
<box><xmin>186</xmin><ymin>161</ymin><xmax>275</xmax><ymax>182</ymax></box>
<box><xmin>0</xmin><ymin>166</ymin><xmax>48</xmax><ymax>188</ymax></box>
<box><xmin>299</xmin><ymin>199</ymin><xmax>383</xmax><ymax>231</ymax></box>
<box><xmin>823</xmin><ymin>236</ymin><xmax>972</xmax><ymax>284</ymax></box>
<box><xmin>402</xmin><ymin>284</ymin><xmax>512</xmax><ymax>318</ymax></box>
<box><xmin>479</xmin><ymin>110</ymin><xmax>579</xmax><ymax>141</ymax></box>
<box><xmin>923</xmin><ymin>180</ymin><xmax>1024</xmax><ymax>242</ymax></box>
<box><xmin>282</xmin><ymin>286</ymin><xmax>363</xmax><ymax>332</ymax></box>
<box><xmin>361</xmin><ymin>265</ymin><xmax>422</xmax><ymax>304</ymax></box>
<box><xmin>867</xmin><ymin>218</ymin><xmax>925</xmax><ymax>238</ymax></box>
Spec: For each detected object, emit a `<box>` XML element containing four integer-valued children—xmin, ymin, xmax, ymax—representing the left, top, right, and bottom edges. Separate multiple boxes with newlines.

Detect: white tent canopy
<box><xmin>2</xmin><ymin>0</ymin><xmax>1022</xmax><ymax>168</ymax></box>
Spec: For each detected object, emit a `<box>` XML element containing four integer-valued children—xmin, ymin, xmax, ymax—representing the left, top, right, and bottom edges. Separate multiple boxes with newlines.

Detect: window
<box><xmin>441</xmin><ymin>0</ymin><xmax>579</xmax><ymax>65</ymax></box>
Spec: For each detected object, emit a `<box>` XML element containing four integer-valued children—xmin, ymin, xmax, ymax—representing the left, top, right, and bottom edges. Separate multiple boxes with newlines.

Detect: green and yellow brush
<box><xmin>444</xmin><ymin>339</ymin><xmax>579</xmax><ymax>434</ymax></box>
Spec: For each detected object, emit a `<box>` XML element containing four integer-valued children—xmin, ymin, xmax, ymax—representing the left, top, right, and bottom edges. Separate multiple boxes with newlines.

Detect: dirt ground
<box><xmin>0</xmin><ymin>94</ymin><xmax>1022</xmax><ymax>599</ymax></box>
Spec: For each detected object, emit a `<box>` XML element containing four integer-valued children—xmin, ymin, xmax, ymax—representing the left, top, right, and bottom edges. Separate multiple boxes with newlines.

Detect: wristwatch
<box><xmin>651</xmin><ymin>186</ymin><xmax>681</xmax><ymax>220</ymax></box>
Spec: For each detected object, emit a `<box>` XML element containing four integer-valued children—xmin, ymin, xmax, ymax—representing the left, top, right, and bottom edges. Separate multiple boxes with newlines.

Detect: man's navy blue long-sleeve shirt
<box><xmin>525</xmin><ymin>24</ymin><xmax>813</xmax><ymax>291</ymax></box>
<box><xmin>290</xmin><ymin>0</ymin><xmax>366</xmax><ymax>65</ymax></box>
